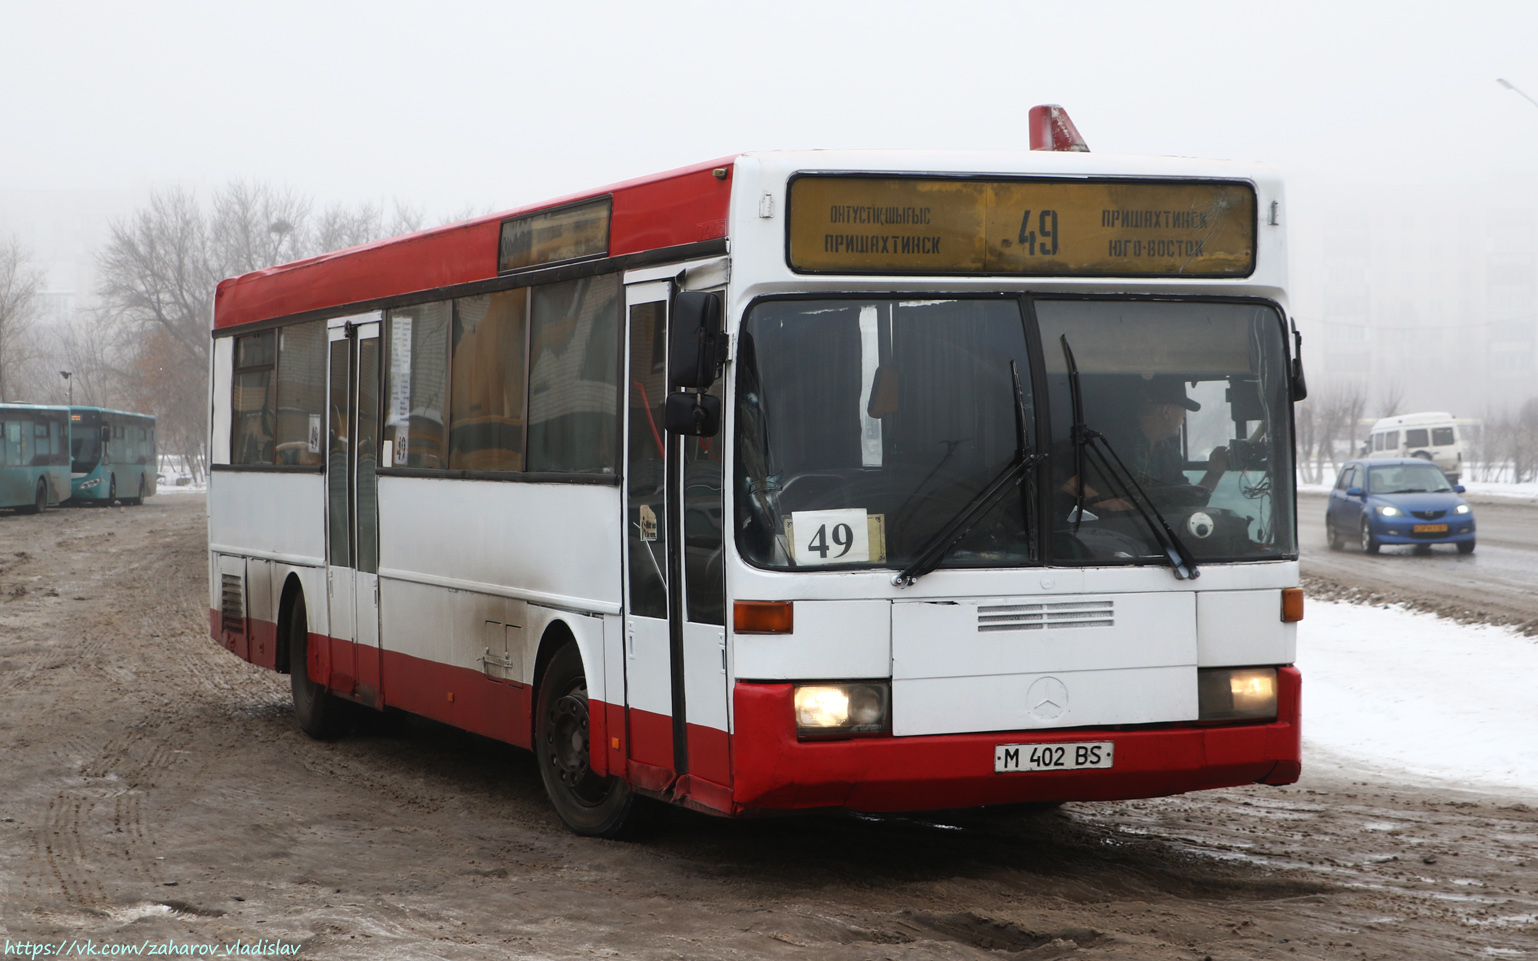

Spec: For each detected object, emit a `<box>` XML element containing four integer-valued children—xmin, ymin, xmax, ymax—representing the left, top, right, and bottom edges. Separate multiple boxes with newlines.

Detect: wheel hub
<box><xmin>547</xmin><ymin>693</ymin><xmax>592</xmax><ymax>789</ymax></box>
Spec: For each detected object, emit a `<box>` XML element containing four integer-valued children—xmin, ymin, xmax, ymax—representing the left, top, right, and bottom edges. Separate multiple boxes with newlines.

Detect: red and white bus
<box><xmin>209</xmin><ymin>108</ymin><xmax>1305</xmax><ymax>836</ymax></box>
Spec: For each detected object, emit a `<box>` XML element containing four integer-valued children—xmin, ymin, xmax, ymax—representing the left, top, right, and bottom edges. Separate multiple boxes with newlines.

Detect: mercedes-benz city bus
<box><xmin>207</xmin><ymin>108</ymin><xmax>1305</xmax><ymax>836</ymax></box>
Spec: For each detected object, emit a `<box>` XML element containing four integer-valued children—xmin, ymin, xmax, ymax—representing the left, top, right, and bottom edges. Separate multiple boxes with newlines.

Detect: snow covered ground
<box><xmin>1298</xmin><ymin>599</ymin><xmax>1538</xmax><ymax>795</ymax></box>
<box><xmin>1298</xmin><ymin>474</ymin><xmax>1538</xmax><ymax>500</ymax></box>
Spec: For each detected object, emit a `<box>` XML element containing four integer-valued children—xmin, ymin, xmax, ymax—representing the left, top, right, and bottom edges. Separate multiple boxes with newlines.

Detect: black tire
<box><xmin>1360</xmin><ymin>518</ymin><xmax>1381</xmax><ymax>555</ymax></box>
<box><xmin>535</xmin><ymin>643</ymin><xmax>639</xmax><ymax>838</ymax></box>
<box><xmin>1326</xmin><ymin>519</ymin><xmax>1344</xmax><ymax>551</ymax></box>
<box><xmin>124</xmin><ymin>476</ymin><xmax>145</xmax><ymax>506</ymax></box>
<box><xmin>1457</xmin><ymin>539</ymin><xmax>1476</xmax><ymax>555</ymax></box>
<box><xmin>288</xmin><ymin>593</ymin><xmax>349</xmax><ymax>740</ymax></box>
<box><xmin>23</xmin><ymin>479</ymin><xmax>47</xmax><ymax>514</ymax></box>
<box><xmin>107</xmin><ymin>474</ymin><xmax>116</xmax><ymax>506</ymax></box>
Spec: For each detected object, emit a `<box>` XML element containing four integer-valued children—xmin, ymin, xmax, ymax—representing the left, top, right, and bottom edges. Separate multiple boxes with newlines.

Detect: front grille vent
<box><xmin>1411</xmin><ymin>509</ymin><xmax>1446</xmax><ymax>520</ymax></box>
<box><xmin>220</xmin><ymin>573</ymin><xmax>245</xmax><ymax>636</ymax></box>
<box><xmin>978</xmin><ymin>600</ymin><xmax>1114</xmax><ymax>633</ymax></box>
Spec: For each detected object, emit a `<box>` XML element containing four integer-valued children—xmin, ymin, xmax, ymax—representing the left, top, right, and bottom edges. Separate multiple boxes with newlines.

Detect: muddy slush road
<box><xmin>1</xmin><ymin>494</ymin><xmax>1535</xmax><ymax>960</ymax></box>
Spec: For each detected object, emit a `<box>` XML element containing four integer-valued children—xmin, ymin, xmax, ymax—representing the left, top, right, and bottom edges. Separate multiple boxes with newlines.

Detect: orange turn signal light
<box><xmin>1281</xmin><ymin>587</ymin><xmax>1304</xmax><ymax>623</ymax></box>
<box><xmin>734</xmin><ymin>600</ymin><xmax>793</xmax><ymax>634</ymax></box>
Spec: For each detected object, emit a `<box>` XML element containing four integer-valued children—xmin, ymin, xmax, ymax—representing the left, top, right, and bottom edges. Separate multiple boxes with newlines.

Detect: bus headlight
<box><xmin>793</xmin><ymin>681</ymin><xmax>889</xmax><ymax>738</ymax></box>
<box><xmin>1197</xmin><ymin>667</ymin><xmax>1278</xmax><ymax>721</ymax></box>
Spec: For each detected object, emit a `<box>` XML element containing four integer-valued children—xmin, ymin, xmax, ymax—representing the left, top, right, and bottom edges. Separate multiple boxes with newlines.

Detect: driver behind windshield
<box><xmin>1071</xmin><ymin>377</ymin><xmax>1228</xmax><ymax>513</ymax></box>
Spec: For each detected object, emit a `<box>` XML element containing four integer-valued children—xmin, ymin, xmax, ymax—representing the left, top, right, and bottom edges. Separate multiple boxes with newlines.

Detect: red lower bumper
<box><xmin>731</xmin><ymin>666</ymin><xmax>1301</xmax><ymax>813</ymax></box>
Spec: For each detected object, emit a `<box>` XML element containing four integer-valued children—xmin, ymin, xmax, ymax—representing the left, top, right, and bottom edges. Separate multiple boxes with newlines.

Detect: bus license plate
<box><xmin>1413</xmin><ymin>524</ymin><xmax>1448</xmax><ymax>533</ymax></box>
<box><xmin>995</xmin><ymin>741</ymin><xmax>1114</xmax><ymax>773</ymax></box>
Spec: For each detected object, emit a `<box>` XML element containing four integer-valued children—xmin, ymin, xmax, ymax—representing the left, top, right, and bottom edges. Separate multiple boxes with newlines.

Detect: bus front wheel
<box><xmin>288</xmin><ymin>594</ymin><xmax>348</xmax><ymax>740</ymax></box>
<box><xmin>534</xmin><ymin>643</ymin><xmax>638</xmax><ymax>838</ymax></box>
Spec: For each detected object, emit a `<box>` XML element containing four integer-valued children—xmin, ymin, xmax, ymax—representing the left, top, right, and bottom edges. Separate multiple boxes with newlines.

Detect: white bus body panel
<box><xmin>210</xmin><ymin>337</ymin><xmax>233</xmax><ymax>465</ymax></box>
<box><xmin>208</xmin><ymin>471</ymin><xmax>327</xmax><ymax>567</ymax></box>
<box><xmin>1196</xmin><ymin>590</ymin><xmax>1296</xmax><ymax>667</ymax></box>
<box><xmin>373</xmin><ymin>475</ymin><xmax>622</xmax><ymax>698</ymax></box>
<box><xmin>891</xmin><ymin>592</ymin><xmax>1197</xmax><ymax>736</ymax></box>
<box><xmin>733</xmin><ymin>599</ymin><xmax>892</xmax><ymax>680</ymax></box>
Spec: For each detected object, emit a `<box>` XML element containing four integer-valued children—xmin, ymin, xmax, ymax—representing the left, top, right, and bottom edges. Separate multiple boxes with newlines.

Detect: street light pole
<box><xmin>1498</xmin><ymin>78</ymin><xmax>1538</xmax><ymax>112</ymax></box>
<box><xmin>59</xmin><ymin>370</ymin><xmax>72</xmax><ymax>406</ymax></box>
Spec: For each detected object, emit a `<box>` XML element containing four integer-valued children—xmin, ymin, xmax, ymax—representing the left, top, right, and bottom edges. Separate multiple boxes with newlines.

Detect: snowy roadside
<box><xmin>1298</xmin><ymin>477</ymin><xmax>1538</xmax><ymax>500</ymax></box>
<box><xmin>1297</xmin><ymin>598</ymin><xmax>1538</xmax><ymax>796</ymax></box>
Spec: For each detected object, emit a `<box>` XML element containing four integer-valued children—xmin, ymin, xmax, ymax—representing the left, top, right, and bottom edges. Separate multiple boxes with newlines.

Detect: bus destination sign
<box><xmin>788</xmin><ymin>176</ymin><xmax>1256</xmax><ymax>277</ymax></box>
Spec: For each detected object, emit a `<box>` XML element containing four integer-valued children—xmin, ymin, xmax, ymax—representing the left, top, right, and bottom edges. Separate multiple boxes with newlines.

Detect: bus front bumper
<box><xmin>730</xmin><ymin>666</ymin><xmax>1301</xmax><ymax>813</ymax></box>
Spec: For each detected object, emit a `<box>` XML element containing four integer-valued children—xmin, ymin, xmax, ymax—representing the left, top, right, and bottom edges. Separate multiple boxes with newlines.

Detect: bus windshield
<box><xmin>736</xmin><ymin>298</ymin><xmax>1036</xmax><ymax>572</ymax></box>
<box><xmin>1038</xmin><ymin>299</ymin><xmax>1295</xmax><ymax>564</ymax></box>
<box><xmin>71</xmin><ymin>420</ymin><xmax>100</xmax><ymax>473</ymax></box>
<box><xmin>735</xmin><ymin>296</ymin><xmax>1296</xmax><ymax>572</ymax></box>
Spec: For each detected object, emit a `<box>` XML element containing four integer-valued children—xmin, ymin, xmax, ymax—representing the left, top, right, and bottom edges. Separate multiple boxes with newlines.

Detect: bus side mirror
<box><xmin>664</xmin><ymin>391</ymin><xmax>721</xmax><ymax>437</ymax></box>
<box><xmin>1290</xmin><ymin>328</ymin><xmax>1308</xmax><ymax>401</ymax></box>
<box><xmin>669</xmin><ymin>290</ymin><xmax>726</xmax><ymax>390</ymax></box>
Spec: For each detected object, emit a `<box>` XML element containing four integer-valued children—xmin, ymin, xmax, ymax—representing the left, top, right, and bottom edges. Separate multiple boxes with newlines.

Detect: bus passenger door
<box><xmin>622</xmin><ymin>285</ymin><xmax>677</xmax><ymax>784</ymax></box>
<box><xmin>325</xmin><ymin>315</ymin><xmax>383</xmax><ymax>707</ymax></box>
<box><xmin>622</xmin><ymin>281</ymin><xmax>731</xmax><ymax>798</ymax></box>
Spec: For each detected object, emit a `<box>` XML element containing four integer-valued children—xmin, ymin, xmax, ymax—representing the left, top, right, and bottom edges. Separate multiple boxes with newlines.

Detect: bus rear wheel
<box><xmin>535</xmin><ymin>643</ymin><xmax>638</xmax><ymax>838</ymax></box>
<box><xmin>124</xmin><ymin>476</ymin><xmax>145</xmax><ymax>506</ymax></box>
<box><xmin>288</xmin><ymin>594</ymin><xmax>348</xmax><ymax>740</ymax></box>
<box><xmin>23</xmin><ymin>479</ymin><xmax>47</xmax><ymax>514</ymax></box>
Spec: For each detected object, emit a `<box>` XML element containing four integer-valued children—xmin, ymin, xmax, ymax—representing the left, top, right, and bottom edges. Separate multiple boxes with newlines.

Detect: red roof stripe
<box><xmin>213</xmin><ymin>156</ymin><xmax>737</xmax><ymax>330</ymax></box>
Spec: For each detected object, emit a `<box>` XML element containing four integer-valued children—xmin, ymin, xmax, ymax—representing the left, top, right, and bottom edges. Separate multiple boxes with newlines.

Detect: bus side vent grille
<box><xmin>977</xmin><ymin>600</ymin><xmax>1114</xmax><ymax>633</ymax></box>
<box><xmin>220</xmin><ymin>573</ymin><xmax>245</xmax><ymax>635</ymax></box>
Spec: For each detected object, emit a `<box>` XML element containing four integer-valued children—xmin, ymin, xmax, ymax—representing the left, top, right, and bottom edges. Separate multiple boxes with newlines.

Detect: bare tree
<box><xmin>1375</xmin><ymin>378</ymin><xmax>1406</xmax><ymax>420</ymax></box>
<box><xmin>0</xmin><ymin>236</ymin><xmax>43</xmax><ymax>402</ymax></box>
<box><xmin>96</xmin><ymin>181</ymin><xmax>459</xmax><ymax>477</ymax></box>
<box><xmin>1297</xmin><ymin>379</ymin><xmax>1368</xmax><ymax>483</ymax></box>
<box><xmin>1295</xmin><ymin>396</ymin><xmax>1319</xmax><ymax>483</ymax></box>
<box><xmin>209</xmin><ymin>181</ymin><xmax>313</xmax><ymax>278</ymax></box>
<box><xmin>97</xmin><ymin>187</ymin><xmax>220</xmax><ymax>370</ymax></box>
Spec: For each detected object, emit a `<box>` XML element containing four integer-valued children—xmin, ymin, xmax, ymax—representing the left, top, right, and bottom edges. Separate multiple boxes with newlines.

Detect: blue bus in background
<box><xmin>0</xmin><ymin>404</ymin><xmax>71</xmax><ymax>513</ymax></box>
<box><xmin>69</xmin><ymin>407</ymin><xmax>157</xmax><ymax>505</ymax></box>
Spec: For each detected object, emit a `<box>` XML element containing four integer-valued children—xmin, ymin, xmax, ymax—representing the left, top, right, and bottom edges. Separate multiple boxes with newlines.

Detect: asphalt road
<box><xmin>1298</xmin><ymin>489</ymin><xmax>1538</xmax><ymax>627</ymax></box>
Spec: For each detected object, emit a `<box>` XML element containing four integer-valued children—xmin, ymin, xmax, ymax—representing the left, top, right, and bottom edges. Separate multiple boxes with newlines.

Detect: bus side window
<box><xmin>232</xmin><ymin>330</ymin><xmax>277</xmax><ymax>464</ymax></box>
<box><xmin>527</xmin><ymin>273</ymin><xmax>621</xmax><ymax>474</ymax></box>
<box><xmin>269</xmin><ymin>321</ymin><xmax>328</xmax><ymax>467</ymax></box>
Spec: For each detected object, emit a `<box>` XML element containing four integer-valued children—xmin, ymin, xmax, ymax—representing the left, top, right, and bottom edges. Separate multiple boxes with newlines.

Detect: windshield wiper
<box><xmin>892</xmin><ymin>360</ymin><xmax>1038</xmax><ymax>587</ymax></box>
<box><xmin>1060</xmin><ymin>335</ymin><xmax>1200</xmax><ymax>581</ymax></box>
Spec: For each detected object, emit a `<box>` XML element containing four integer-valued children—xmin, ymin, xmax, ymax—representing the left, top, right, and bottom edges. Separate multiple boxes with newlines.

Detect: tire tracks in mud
<box><xmin>1</xmin><ymin>502</ymin><xmax>220</xmax><ymax>917</ymax></box>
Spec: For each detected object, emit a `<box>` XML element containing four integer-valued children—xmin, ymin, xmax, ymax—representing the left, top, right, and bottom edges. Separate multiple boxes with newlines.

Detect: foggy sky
<box><xmin>4</xmin><ymin>0</ymin><xmax>1538</xmax><ymax>415</ymax></box>
<box><xmin>5</xmin><ymin>0</ymin><xmax>1537</xmax><ymax>212</ymax></box>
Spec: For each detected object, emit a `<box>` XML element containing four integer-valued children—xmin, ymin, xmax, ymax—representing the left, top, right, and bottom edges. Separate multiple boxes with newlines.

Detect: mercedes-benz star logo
<box><xmin>1026</xmin><ymin>676</ymin><xmax>1069</xmax><ymax>720</ymax></box>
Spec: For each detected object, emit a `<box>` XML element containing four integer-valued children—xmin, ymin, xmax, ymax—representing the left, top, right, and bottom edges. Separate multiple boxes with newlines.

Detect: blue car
<box><xmin>1326</xmin><ymin>458</ymin><xmax>1476</xmax><ymax>555</ymax></box>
